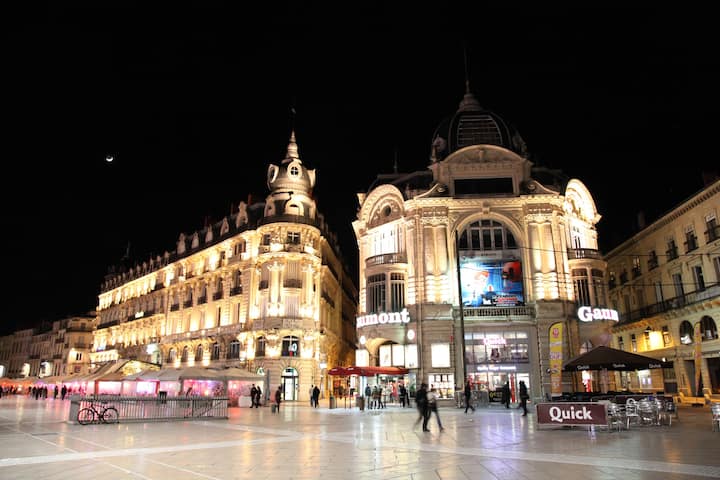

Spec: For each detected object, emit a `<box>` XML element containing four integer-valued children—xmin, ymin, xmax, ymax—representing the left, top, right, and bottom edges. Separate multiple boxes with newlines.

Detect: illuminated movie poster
<box><xmin>460</xmin><ymin>258</ymin><xmax>524</xmax><ymax>307</ymax></box>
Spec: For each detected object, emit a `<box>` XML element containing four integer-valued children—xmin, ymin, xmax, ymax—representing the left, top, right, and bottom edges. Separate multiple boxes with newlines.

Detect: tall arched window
<box><xmin>256</xmin><ymin>336</ymin><xmax>266</xmax><ymax>357</ymax></box>
<box><xmin>168</xmin><ymin>348</ymin><xmax>177</xmax><ymax>363</ymax></box>
<box><xmin>181</xmin><ymin>346</ymin><xmax>189</xmax><ymax>362</ymax></box>
<box><xmin>700</xmin><ymin>316</ymin><xmax>718</xmax><ymax>341</ymax></box>
<box><xmin>679</xmin><ymin>321</ymin><xmax>694</xmax><ymax>344</ymax></box>
<box><xmin>458</xmin><ymin>219</ymin><xmax>517</xmax><ymax>251</ymax></box>
<box><xmin>195</xmin><ymin>345</ymin><xmax>203</xmax><ymax>361</ymax></box>
<box><xmin>228</xmin><ymin>340</ymin><xmax>240</xmax><ymax>359</ymax></box>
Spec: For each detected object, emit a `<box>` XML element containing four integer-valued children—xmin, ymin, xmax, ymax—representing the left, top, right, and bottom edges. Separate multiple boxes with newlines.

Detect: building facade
<box><xmin>0</xmin><ymin>313</ymin><xmax>95</xmax><ymax>383</ymax></box>
<box><xmin>606</xmin><ymin>179</ymin><xmax>720</xmax><ymax>397</ymax></box>
<box><xmin>92</xmin><ymin>132</ymin><xmax>357</xmax><ymax>402</ymax></box>
<box><xmin>352</xmin><ymin>87</ymin><xmax>610</xmax><ymax>402</ymax></box>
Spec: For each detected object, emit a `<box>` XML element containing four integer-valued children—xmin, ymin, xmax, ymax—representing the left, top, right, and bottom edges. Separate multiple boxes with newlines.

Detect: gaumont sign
<box><xmin>536</xmin><ymin>402</ymin><xmax>608</xmax><ymax>427</ymax></box>
<box><xmin>356</xmin><ymin>308</ymin><xmax>411</xmax><ymax>329</ymax></box>
<box><xmin>577</xmin><ymin>306</ymin><xmax>619</xmax><ymax>322</ymax></box>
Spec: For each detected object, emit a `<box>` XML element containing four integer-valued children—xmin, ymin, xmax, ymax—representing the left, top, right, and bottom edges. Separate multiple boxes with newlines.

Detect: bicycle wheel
<box><xmin>77</xmin><ymin>408</ymin><xmax>97</xmax><ymax>425</ymax></box>
<box><xmin>101</xmin><ymin>407</ymin><xmax>119</xmax><ymax>424</ymax></box>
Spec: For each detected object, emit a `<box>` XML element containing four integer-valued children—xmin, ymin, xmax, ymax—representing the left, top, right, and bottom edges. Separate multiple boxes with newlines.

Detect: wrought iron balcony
<box><xmin>365</xmin><ymin>252</ymin><xmax>407</xmax><ymax>267</ymax></box>
<box><xmin>567</xmin><ymin>248</ymin><xmax>602</xmax><ymax>260</ymax></box>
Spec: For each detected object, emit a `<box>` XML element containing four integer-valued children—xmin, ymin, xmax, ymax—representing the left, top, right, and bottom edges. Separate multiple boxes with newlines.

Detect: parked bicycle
<box><xmin>77</xmin><ymin>401</ymin><xmax>120</xmax><ymax>425</ymax></box>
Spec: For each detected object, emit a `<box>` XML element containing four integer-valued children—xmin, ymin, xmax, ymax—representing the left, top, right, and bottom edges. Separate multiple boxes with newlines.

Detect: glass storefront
<box><xmin>465</xmin><ymin>329</ymin><xmax>530</xmax><ymax>403</ymax></box>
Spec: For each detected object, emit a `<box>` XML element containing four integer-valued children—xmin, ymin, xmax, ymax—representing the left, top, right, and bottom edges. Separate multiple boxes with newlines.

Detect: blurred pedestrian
<box><xmin>414</xmin><ymin>383</ymin><xmax>430</xmax><ymax>431</ymax></box>
<box><xmin>275</xmin><ymin>385</ymin><xmax>282</xmax><ymax>413</ymax></box>
<box><xmin>427</xmin><ymin>387</ymin><xmax>444</xmax><ymax>431</ymax></box>
<box><xmin>464</xmin><ymin>380</ymin><xmax>475</xmax><ymax>413</ymax></box>
<box><xmin>519</xmin><ymin>380</ymin><xmax>529</xmax><ymax>416</ymax></box>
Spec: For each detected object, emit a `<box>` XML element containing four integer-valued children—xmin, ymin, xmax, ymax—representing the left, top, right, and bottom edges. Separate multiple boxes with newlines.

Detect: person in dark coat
<box><xmin>250</xmin><ymin>385</ymin><xmax>257</xmax><ymax>407</ymax></box>
<box><xmin>255</xmin><ymin>385</ymin><xmax>262</xmax><ymax>407</ymax></box>
<box><xmin>312</xmin><ymin>385</ymin><xmax>320</xmax><ymax>408</ymax></box>
<box><xmin>518</xmin><ymin>380</ymin><xmax>529</xmax><ymax>416</ymax></box>
<box><xmin>274</xmin><ymin>386</ymin><xmax>282</xmax><ymax>412</ymax></box>
<box><xmin>413</xmin><ymin>383</ymin><xmax>430</xmax><ymax>431</ymax></box>
<box><xmin>501</xmin><ymin>381</ymin><xmax>511</xmax><ymax>408</ymax></box>
<box><xmin>464</xmin><ymin>380</ymin><xmax>475</xmax><ymax>413</ymax></box>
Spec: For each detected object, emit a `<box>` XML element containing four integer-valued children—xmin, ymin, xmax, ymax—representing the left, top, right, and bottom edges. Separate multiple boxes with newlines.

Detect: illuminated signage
<box><xmin>577</xmin><ymin>306</ymin><xmax>619</xmax><ymax>322</ymax></box>
<box><xmin>460</xmin><ymin>258</ymin><xmax>524</xmax><ymax>307</ymax></box>
<box><xmin>356</xmin><ymin>308</ymin><xmax>410</xmax><ymax>328</ymax></box>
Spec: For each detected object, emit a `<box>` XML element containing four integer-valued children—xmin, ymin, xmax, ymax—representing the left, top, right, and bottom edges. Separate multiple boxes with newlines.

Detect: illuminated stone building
<box><xmin>93</xmin><ymin>132</ymin><xmax>357</xmax><ymax>401</ymax></box>
<box><xmin>352</xmin><ymin>86</ymin><xmax>609</xmax><ymax>402</ymax></box>
<box><xmin>606</xmin><ymin>178</ymin><xmax>720</xmax><ymax>397</ymax></box>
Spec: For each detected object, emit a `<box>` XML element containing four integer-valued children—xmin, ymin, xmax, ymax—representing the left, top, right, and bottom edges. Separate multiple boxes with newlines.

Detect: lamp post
<box><xmin>455</xmin><ymin>230</ymin><xmax>467</xmax><ymax>383</ymax></box>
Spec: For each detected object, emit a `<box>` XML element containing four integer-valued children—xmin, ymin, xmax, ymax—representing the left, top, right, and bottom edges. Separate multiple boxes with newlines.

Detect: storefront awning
<box><xmin>328</xmin><ymin>366</ymin><xmax>409</xmax><ymax>376</ymax></box>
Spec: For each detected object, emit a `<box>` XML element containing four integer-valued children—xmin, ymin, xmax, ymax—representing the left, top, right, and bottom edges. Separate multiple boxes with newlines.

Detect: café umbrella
<box><xmin>563</xmin><ymin>345</ymin><xmax>672</xmax><ymax>393</ymax></box>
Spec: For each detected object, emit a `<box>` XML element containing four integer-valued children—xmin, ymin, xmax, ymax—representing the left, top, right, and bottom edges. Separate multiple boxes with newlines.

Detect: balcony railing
<box><xmin>230</xmin><ymin>286</ymin><xmax>242</xmax><ymax>296</ymax></box>
<box><xmin>665</xmin><ymin>246</ymin><xmax>678</xmax><ymax>261</ymax></box>
<box><xmin>617</xmin><ymin>282</ymin><xmax>720</xmax><ymax>324</ymax></box>
<box><xmin>460</xmin><ymin>305</ymin><xmax>535</xmax><ymax>319</ymax></box>
<box><xmin>365</xmin><ymin>252</ymin><xmax>407</xmax><ymax>267</ymax></box>
<box><xmin>567</xmin><ymin>248</ymin><xmax>603</xmax><ymax>260</ymax></box>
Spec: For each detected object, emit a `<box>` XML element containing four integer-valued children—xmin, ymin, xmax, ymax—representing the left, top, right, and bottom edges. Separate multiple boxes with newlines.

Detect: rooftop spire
<box><xmin>458</xmin><ymin>45</ymin><xmax>481</xmax><ymax>112</ymax></box>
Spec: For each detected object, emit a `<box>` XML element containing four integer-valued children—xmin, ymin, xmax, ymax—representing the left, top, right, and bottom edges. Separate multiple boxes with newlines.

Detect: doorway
<box><xmin>282</xmin><ymin>367</ymin><xmax>298</xmax><ymax>401</ymax></box>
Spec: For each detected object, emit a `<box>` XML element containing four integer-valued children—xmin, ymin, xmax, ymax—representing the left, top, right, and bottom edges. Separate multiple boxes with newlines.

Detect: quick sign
<box><xmin>577</xmin><ymin>306</ymin><xmax>619</xmax><ymax>322</ymax></box>
<box><xmin>356</xmin><ymin>308</ymin><xmax>410</xmax><ymax>328</ymax></box>
<box><xmin>536</xmin><ymin>402</ymin><xmax>607</xmax><ymax>426</ymax></box>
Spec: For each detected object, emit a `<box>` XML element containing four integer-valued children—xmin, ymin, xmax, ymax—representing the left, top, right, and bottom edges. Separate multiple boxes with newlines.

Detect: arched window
<box><xmin>181</xmin><ymin>346</ymin><xmax>189</xmax><ymax>362</ymax></box>
<box><xmin>700</xmin><ymin>316</ymin><xmax>718</xmax><ymax>341</ymax></box>
<box><xmin>458</xmin><ymin>219</ymin><xmax>517</xmax><ymax>251</ymax></box>
<box><xmin>168</xmin><ymin>348</ymin><xmax>177</xmax><ymax>363</ymax></box>
<box><xmin>195</xmin><ymin>345</ymin><xmax>203</xmax><ymax>361</ymax></box>
<box><xmin>211</xmin><ymin>342</ymin><xmax>220</xmax><ymax>360</ymax></box>
<box><xmin>282</xmin><ymin>336</ymin><xmax>300</xmax><ymax>357</ymax></box>
<box><xmin>679</xmin><ymin>321</ymin><xmax>694</xmax><ymax>344</ymax></box>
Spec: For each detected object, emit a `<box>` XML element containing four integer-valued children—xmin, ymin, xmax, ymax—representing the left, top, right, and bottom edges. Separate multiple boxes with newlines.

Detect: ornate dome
<box><xmin>430</xmin><ymin>84</ymin><xmax>528</xmax><ymax>161</ymax></box>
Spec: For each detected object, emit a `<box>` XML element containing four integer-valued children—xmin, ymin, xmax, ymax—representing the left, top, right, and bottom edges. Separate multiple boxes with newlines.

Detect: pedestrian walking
<box><xmin>312</xmin><ymin>385</ymin><xmax>320</xmax><ymax>408</ymax></box>
<box><xmin>365</xmin><ymin>385</ymin><xmax>372</xmax><ymax>409</ymax></box>
<box><xmin>309</xmin><ymin>385</ymin><xmax>314</xmax><ymax>406</ymax></box>
<box><xmin>274</xmin><ymin>385</ymin><xmax>282</xmax><ymax>413</ymax></box>
<box><xmin>427</xmin><ymin>387</ymin><xmax>444</xmax><ymax>431</ymax></box>
<box><xmin>464</xmin><ymin>380</ymin><xmax>475</xmax><ymax>413</ymax></box>
<box><xmin>519</xmin><ymin>380</ymin><xmax>529</xmax><ymax>416</ymax></box>
<box><xmin>255</xmin><ymin>385</ymin><xmax>262</xmax><ymax>407</ymax></box>
<box><xmin>501</xmin><ymin>381</ymin><xmax>511</xmax><ymax>408</ymax></box>
<box><xmin>399</xmin><ymin>384</ymin><xmax>408</xmax><ymax>407</ymax></box>
<box><xmin>250</xmin><ymin>384</ymin><xmax>257</xmax><ymax>408</ymax></box>
<box><xmin>413</xmin><ymin>383</ymin><xmax>430</xmax><ymax>431</ymax></box>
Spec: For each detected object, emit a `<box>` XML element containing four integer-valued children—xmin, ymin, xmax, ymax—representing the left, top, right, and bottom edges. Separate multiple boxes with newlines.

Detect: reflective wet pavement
<box><xmin>1</xmin><ymin>396</ymin><xmax>718</xmax><ymax>479</ymax></box>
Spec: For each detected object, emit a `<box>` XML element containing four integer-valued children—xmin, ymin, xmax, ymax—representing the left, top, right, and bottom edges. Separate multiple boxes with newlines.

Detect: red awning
<box><xmin>327</xmin><ymin>366</ymin><xmax>409</xmax><ymax>376</ymax></box>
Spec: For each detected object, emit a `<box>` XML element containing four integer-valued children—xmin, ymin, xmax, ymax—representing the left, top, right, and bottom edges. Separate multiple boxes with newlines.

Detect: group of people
<box><xmin>413</xmin><ymin>383</ymin><xmax>443</xmax><ymax>432</ymax></box>
<box><xmin>363</xmin><ymin>383</ymin><xmax>410</xmax><ymax>409</ymax></box>
<box><xmin>308</xmin><ymin>385</ymin><xmax>320</xmax><ymax>407</ymax></box>
<box><xmin>249</xmin><ymin>384</ymin><xmax>263</xmax><ymax>408</ymax></box>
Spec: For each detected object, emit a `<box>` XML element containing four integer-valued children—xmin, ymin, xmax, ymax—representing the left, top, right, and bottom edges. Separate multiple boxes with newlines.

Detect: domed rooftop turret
<box><xmin>264</xmin><ymin>130</ymin><xmax>317</xmax><ymax>220</ymax></box>
<box><xmin>430</xmin><ymin>81</ymin><xmax>528</xmax><ymax>161</ymax></box>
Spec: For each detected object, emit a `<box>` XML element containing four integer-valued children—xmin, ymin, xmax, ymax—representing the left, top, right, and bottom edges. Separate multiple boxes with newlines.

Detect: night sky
<box><xmin>5</xmin><ymin>5</ymin><xmax>719</xmax><ymax>335</ymax></box>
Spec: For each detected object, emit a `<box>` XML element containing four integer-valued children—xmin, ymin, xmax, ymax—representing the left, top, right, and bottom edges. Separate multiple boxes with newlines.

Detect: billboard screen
<box><xmin>460</xmin><ymin>258</ymin><xmax>524</xmax><ymax>307</ymax></box>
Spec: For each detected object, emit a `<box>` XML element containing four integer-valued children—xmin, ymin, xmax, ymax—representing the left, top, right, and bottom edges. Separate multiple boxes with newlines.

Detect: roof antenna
<box><xmin>463</xmin><ymin>43</ymin><xmax>470</xmax><ymax>93</ymax></box>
